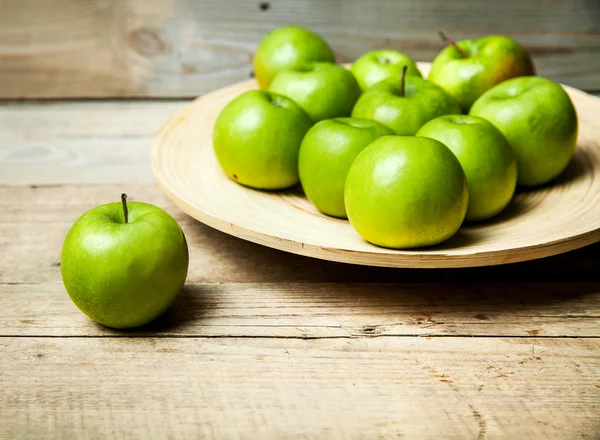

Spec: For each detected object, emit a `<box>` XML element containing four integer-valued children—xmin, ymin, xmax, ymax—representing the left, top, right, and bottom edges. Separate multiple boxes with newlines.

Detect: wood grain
<box><xmin>1</xmin><ymin>337</ymin><xmax>598</xmax><ymax>439</ymax></box>
<box><xmin>1</xmin><ymin>97</ymin><xmax>599</xmax><ymax>439</ymax></box>
<box><xmin>152</xmin><ymin>65</ymin><xmax>600</xmax><ymax>268</ymax></box>
<box><xmin>0</xmin><ymin>0</ymin><xmax>599</xmax><ymax>98</ymax></box>
<box><xmin>3</xmin><ymin>282</ymin><xmax>600</xmax><ymax>338</ymax></box>
<box><xmin>0</xmin><ymin>101</ymin><xmax>184</xmax><ymax>184</ymax></box>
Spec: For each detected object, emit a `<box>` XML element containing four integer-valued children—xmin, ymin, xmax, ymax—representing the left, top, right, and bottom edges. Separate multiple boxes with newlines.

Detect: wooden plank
<box><xmin>2</xmin><ymin>282</ymin><xmax>599</xmax><ymax>338</ymax></box>
<box><xmin>0</xmin><ymin>101</ymin><xmax>184</xmax><ymax>139</ymax></box>
<box><xmin>0</xmin><ymin>0</ymin><xmax>598</xmax><ymax>98</ymax></box>
<box><xmin>0</xmin><ymin>101</ymin><xmax>184</xmax><ymax>184</ymax></box>
<box><xmin>1</xmin><ymin>337</ymin><xmax>598</xmax><ymax>439</ymax></box>
<box><xmin>1</xmin><ymin>184</ymin><xmax>600</xmax><ymax>284</ymax></box>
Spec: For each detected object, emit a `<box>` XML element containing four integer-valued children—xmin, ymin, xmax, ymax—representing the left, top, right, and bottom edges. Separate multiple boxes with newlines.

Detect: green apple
<box><xmin>470</xmin><ymin>76</ymin><xmax>578</xmax><ymax>187</ymax></box>
<box><xmin>253</xmin><ymin>26</ymin><xmax>335</xmax><ymax>89</ymax></box>
<box><xmin>417</xmin><ymin>115</ymin><xmax>517</xmax><ymax>221</ymax></box>
<box><xmin>429</xmin><ymin>33</ymin><xmax>535</xmax><ymax>111</ymax></box>
<box><xmin>268</xmin><ymin>62</ymin><xmax>361</xmax><ymax>122</ymax></box>
<box><xmin>351</xmin><ymin>49</ymin><xmax>422</xmax><ymax>90</ymax></box>
<box><xmin>351</xmin><ymin>70</ymin><xmax>461</xmax><ymax>135</ymax></box>
<box><xmin>299</xmin><ymin>118</ymin><xmax>394</xmax><ymax>218</ymax></box>
<box><xmin>61</xmin><ymin>195</ymin><xmax>189</xmax><ymax>329</ymax></box>
<box><xmin>345</xmin><ymin>136</ymin><xmax>468</xmax><ymax>248</ymax></box>
<box><xmin>213</xmin><ymin>90</ymin><xmax>313</xmax><ymax>189</ymax></box>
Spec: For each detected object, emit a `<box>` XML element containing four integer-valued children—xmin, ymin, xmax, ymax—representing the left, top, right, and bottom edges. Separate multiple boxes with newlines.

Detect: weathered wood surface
<box><xmin>2</xmin><ymin>100</ymin><xmax>599</xmax><ymax>282</ymax></box>
<box><xmin>0</xmin><ymin>0</ymin><xmax>599</xmax><ymax>98</ymax></box>
<box><xmin>2</xmin><ymin>281</ymin><xmax>600</xmax><ymax>338</ymax></box>
<box><xmin>1</xmin><ymin>337</ymin><xmax>599</xmax><ymax>439</ymax></box>
<box><xmin>0</xmin><ymin>101</ymin><xmax>183</xmax><ymax>184</ymax></box>
<box><xmin>0</xmin><ymin>100</ymin><xmax>599</xmax><ymax>438</ymax></box>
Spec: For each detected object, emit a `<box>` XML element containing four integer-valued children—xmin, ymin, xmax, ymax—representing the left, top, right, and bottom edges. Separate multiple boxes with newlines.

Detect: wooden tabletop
<box><xmin>1</xmin><ymin>100</ymin><xmax>599</xmax><ymax>439</ymax></box>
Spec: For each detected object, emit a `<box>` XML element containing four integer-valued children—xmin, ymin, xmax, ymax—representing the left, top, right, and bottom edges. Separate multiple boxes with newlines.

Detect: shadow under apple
<box><xmin>445</xmin><ymin>147</ymin><xmax>592</xmax><ymax>231</ymax></box>
<box><xmin>89</xmin><ymin>284</ymin><xmax>214</xmax><ymax>335</ymax></box>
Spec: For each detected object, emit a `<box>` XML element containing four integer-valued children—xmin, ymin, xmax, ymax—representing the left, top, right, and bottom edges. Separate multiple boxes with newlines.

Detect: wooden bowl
<box><xmin>152</xmin><ymin>62</ymin><xmax>600</xmax><ymax>268</ymax></box>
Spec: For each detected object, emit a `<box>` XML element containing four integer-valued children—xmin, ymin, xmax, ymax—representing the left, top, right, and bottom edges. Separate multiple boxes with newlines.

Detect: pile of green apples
<box><xmin>213</xmin><ymin>26</ymin><xmax>578</xmax><ymax>249</ymax></box>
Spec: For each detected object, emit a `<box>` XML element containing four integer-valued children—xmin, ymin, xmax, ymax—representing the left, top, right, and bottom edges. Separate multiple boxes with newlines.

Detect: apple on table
<box><xmin>61</xmin><ymin>194</ymin><xmax>189</xmax><ymax>329</ymax></box>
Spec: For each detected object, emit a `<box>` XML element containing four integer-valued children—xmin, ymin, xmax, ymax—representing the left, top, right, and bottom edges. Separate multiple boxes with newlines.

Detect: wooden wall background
<box><xmin>0</xmin><ymin>0</ymin><xmax>599</xmax><ymax>98</ymax></box>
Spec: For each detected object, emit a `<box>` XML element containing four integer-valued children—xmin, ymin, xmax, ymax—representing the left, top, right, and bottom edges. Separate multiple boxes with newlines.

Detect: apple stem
<box><xmin>400</xmin><ymin>65</ymin><xmax>408</xmax><ymax>97</ymax></box>
<box><xmin>121</xmin><ymin>193</ymin><xmax>128</xmax><ymax>224</ymax></box>
<box><xmin>438</xmin><ymin>31</ymin><xmax>467</xmax><ymax>58</ymax></box>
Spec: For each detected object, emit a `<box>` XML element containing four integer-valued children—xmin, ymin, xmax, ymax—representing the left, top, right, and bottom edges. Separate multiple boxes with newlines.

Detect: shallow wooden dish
<box><xmin>152</xmin><ymin>62</ymin><xmax>600</xmax><ymax>268</ymax></box>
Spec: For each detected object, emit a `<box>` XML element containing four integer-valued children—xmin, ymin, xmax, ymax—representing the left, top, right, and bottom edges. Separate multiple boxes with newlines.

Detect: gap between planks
<box><xmin>1</xmin><ymin>334</ymin><xmax>599</xmax><ymax>340</ymax></box>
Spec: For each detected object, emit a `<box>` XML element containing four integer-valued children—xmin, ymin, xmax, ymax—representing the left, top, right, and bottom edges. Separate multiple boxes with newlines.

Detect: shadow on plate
<box><xmin>467</xmin><ymin>193</ymin><xmax>536</xmax><ymax>229</ymax></box>
<box><xmin>515</xmin><ymin>147</ymin><xmax>591</xmax><ymax>195</ymax></box>
<box><xmin>441</xmin><ymin>147</ymin><xmax>592</xmax><ymax>231</ymax></box>
<box><xmin>428</xmin><ymin>228</ymin><xmax>483</xmax><ymax>250</ymax></box>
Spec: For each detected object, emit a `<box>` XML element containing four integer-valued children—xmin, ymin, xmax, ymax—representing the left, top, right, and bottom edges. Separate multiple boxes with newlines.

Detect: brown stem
<box><xmin>438</xmin><ymin>31</ymin><xmax>467</xmax><ymax>58</ymax></box>
<box><xmin>400</xmin><ymin>65</ymin><xmax>408</xmax><ymax>97</ymax></box>
<box><xmin>121</xmin><ymin>193</ymin><xmax>128</xmax><ymax>224</ymax></box>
